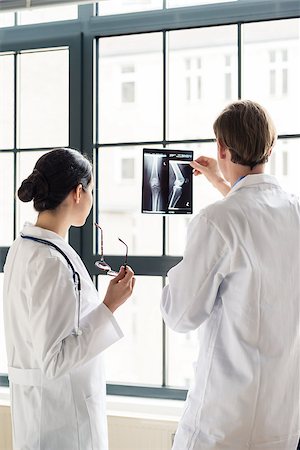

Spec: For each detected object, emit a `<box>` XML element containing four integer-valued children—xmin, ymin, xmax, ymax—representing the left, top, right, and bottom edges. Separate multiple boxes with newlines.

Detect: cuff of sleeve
<box><xmin>79</xmin><ymin>302</ymin><xmax>124</xmax><ymax>357</ymax></box>
<box><xmin>99</xmin><ymin>302</ymin><xmax>124</xmax><ymax>340</ymax></box>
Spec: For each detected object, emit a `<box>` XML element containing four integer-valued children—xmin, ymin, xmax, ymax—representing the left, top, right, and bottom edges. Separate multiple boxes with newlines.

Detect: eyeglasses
<box><xmin>94</xmin><ymin>222</ymin><xmax>128</xmax><ymax>276</ymax></box>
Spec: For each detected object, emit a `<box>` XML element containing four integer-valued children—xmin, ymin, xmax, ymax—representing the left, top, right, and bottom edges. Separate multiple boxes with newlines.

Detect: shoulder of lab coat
<box><xmin>161</xmin><ymin>208</ymin><xmax>229</xmax><ymax>333</ymax></box>
<box><xmin>28</xmin><ymin>249</ymin><xmax>123</xmax><ymax>379</ymax></box>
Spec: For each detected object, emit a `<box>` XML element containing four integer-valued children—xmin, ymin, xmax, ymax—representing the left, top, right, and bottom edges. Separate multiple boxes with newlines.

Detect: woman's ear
<box><xmin>74</xmin><ymin>184</ymin><xmax>83</xmax><ymax>204</ymax></box>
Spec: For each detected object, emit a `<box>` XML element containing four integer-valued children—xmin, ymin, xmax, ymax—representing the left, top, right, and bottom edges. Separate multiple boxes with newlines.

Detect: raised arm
<box><xmin>190</xmin><ymin>156</ymin><xmax>230</xmax><ymax>197</ymax></box>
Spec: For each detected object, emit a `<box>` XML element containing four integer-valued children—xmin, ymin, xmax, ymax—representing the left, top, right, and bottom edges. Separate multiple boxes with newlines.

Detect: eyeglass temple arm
<box><xmin>118</xmin><ymin>238</ymin><xmax>128</xmax><ymax>267</ymax></box>
<box><xmin>94</xmin><ymin>222</ymin><xmax>105</xmax><ymax>262</ymax></box>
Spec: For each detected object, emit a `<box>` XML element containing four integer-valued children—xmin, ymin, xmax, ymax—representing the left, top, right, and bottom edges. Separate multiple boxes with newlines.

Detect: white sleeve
<box><xmin>161</xmin><ymin>213</ymin><xmax>229</xmax><ymax>333</ymax></box>
<box><xmin>29</xmin><ymin>255</ymin><xmax>123</xmax><ymax>379</ymax></box>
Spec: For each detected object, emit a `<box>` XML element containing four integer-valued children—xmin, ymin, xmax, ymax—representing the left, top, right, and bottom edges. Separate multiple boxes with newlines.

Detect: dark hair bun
<box><xmin>17</xmin><ymin>148</ymin><xmax>92</xmax><ymax>212</ymax></box>
<box><xmin>18</xmin><ymin>169</ymin><xmax>49</xmax><ymax>204</ymax></box>
<box><xmin>17</xmin><ymin>178</ymin><xmax>35</xmax><ymax>203</ymax></box>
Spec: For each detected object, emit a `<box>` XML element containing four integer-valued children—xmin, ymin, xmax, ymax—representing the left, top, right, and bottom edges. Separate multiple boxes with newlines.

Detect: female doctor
<box><xmin>3</xmin><ymin>148</ymin><xmax>135</xmax><ymax>450</ymax></box>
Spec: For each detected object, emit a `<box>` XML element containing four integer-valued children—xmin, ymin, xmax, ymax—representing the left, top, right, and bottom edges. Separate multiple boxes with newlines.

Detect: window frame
<box><xmin>0</xmin><ymin>1</ymin><xmax>300</xmax><ymax>401</ymax></box>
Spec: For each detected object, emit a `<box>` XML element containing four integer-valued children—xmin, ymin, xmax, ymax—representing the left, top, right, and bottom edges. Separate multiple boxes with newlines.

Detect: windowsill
<box><xmin>0</xmin><ymin>387</ymin><xmax>184</xmax><ymax>421</ymax></box>
<box><xmin>106</xmin><ymin>395</ymin><xmax>183</xmax><ymax>421</ymax></box>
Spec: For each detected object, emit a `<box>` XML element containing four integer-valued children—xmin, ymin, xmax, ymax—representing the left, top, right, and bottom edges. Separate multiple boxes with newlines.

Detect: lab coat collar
<box><xmin>227</xmin><ymin>173</ymin><xmax>281</xmax><ymax>197</ymax></box>
<box><xmin>21</xmin><ymin>222</ymin><xmax>68</xmax><ymax>244</ymax></box>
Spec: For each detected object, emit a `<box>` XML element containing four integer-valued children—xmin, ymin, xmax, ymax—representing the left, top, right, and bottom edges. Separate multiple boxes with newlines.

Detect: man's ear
<box><xmin>217</xmin><ymin>139</ymin><xmax>227</xmax><ymax>160</ymax></box>
<box><xmin>74</xmin><ymin>184</ymin><xmax>83</xmax><ymax>204</ymax></box>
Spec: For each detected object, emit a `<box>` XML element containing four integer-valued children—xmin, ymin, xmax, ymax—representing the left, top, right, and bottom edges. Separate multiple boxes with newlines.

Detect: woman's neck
<box><xmin>35</xmin><ymin>211</ymin><xmax>70</xmax><ymax>238</ymax></box>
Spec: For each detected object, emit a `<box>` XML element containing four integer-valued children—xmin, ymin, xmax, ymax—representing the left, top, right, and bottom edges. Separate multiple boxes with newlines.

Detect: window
<box><xmin>0</xmin><ymin>274</ymin><xmax>7</xmax><ymax>374</ymax></box>
<box><xmin>121</xmin><ymin>158</ymin><xmax>135</xmax><ymax>180</ymax></box>
<box><xmin>167</xmin><ymin>0</ymin><xmax>236</xmax><ymax>7</ymax></box>
<box><xmin>0</xmin><ymin>44</ymin><xmax>70</xmax><ymax>378</ymax></box>
<box><xmin>282</xmin><ymin>150</ymin><xmax>288</xmax><ymax>176</ymax></box>
<box><xmin>0</xmin><ymin>54</ymin><xmax>14</xmax><ymax>150</ymax></box>
<box><xmin>169</xmin><ymin>26</ymin><xmax>238</xmax><ymax>140</ymax></box>
<box><xmin>265</xmin><ymin>140</ymin><xmax>298</xmax><ymax>195</ymax></box>
<box><xmin>18</xmin><ymin>48</ymin><xmax>69</xmax><ymax>149</ymax></box>
<box><xmin>121</xmin><ymin>64</ymin><xmax>136</xmax><ymax>103</ymax></box>
<box><xmin>185</xmin><ymin>57</ymin><xmax>202</xmax><ymax>101</ymax></box>
<box><xmin>95</xmin><ymin>14</ymin><xmax>300</xmax><ymax>395</ymax></box>
<box><xmin>122</xmin><ymin>81</ymin><xmax>135</xmax><ymax>103</ymax></box>
<box><xmin>98</xmin><ymin>0</ymin><xmax>162</xmax><ymax>16</ymax></box>
<box><xmin>224</xmin><ymin>54</ymin><xmax>233</xmax><ymax>100</ymax></box>
<box><xmin>269</xmin><ymin>152</ymin><xmax>276</xmax><ymax>176</ymax></box>
<box><xmin>268</xmin><ymin>49</ymin><xmax>289</xmax><ymax>97</ymax></box>
<box><xmin>1</xmin><ymin>1</ymin><xmax>300</xmax><ymax>401</ymax></box>
<box><xmin>17</xmin><ymin>5</ymin><xmax>78</xmax><ymax>25</ymax></box>
<box><xmin>0</xmin><ymin>12</ymin><xmax>15</xmax><ymax>28</ymax></box>
<box><xmin>243</xmin><ymin>20</ymin><xmax>299</xmax><ymax>136</ymax></box>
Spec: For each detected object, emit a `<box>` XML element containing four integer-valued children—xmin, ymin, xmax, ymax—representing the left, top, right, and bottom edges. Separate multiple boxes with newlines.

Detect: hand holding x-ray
<box><xmin>190</xmin><ymin>155</ymin><xmax>230</xmax><ymax>196</ymax></box>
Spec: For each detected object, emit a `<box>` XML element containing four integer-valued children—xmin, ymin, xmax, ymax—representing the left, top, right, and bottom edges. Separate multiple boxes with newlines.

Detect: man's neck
<box><xmin>229</xmin><ymin>163</ymin><xmax>265</xmax><ymax>187</ymax></box>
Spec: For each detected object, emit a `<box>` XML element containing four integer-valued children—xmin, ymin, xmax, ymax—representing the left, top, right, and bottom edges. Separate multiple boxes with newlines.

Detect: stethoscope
<box><xmin>20</xmin><ymin>234</ymin><xmax>82</xmax><ymax>336</ymax></box>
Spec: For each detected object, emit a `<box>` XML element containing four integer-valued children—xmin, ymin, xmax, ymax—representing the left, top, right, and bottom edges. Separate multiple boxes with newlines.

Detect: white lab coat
<box><xmin>161</xmin><ymin>174</ymin><xmax>300</xmax><ymax>450</ymax></box>
<box><xmin>3</xmin><ymin>223</ymin><xmax>123</xmax><ymax>450</ymax></box>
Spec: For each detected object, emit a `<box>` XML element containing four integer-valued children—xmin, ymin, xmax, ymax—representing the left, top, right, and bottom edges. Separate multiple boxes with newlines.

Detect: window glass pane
<box><xmin>167</xmin><ymin>0</ymin><xmax>235</xmax><ymax>7</ymax></box>
<box><xmin>18</xmin><ymin>5</ymin><xmax>77</xmax><ymax>25</ymax></box>
<box><xmin>168</xmin><ymin>26</ymin><xmax>238</xmax><ymax>140</ymax></box>
<box><xmin>0</xmin><ymin>54</ymin><xmax>14</xmax><ymax>149</ymax></box>
<box><xmin>166</xmin><ymin>143</ymin><xmax>222</xmax><ymax>256</ymax></box>
<box><xmin>98</xmin><ymin>34</ymin><xmax>163</xmax><ymax>143</ymax></box>
<box><xmin>16</xmin><ymin>151</ymin><xmax>46</xmax><ymax>234</ymax></box>
<box><xmin>265</xmin><ymin>139</ymin><xmax>300</xmax><ymax>196</ymax></box>
<box><xmin>98</xmin><ymin>276</ymin><xmax>163</xmax><ymax>385</ymax></box>
<box><xmin>0</xmin><ymin>273</ymin><xmax>8</xmax><ymax>374</ymax></box>
<box><xmin>0</xmin><ymin>12</ymin><xmax>14</xmax><ymax>27</ymax></box>
<box><xmin>98</xmin><ymin>0</ymin><xmax>162</xmax><ymax>16</ymax></box>
<box><xmin>97</xmin><ymin>146</ymin><xmax>163</xmax><ymax>255</ymax></box>
<box><xmin>242</xmin><ymin>19</ymin><xmax>300</xmax><ymax>135</ymax></box>
<box><xmin>18</xmin><ymin>48</ymin><xmax>69</xmax><ymax>149</ymax></box>
<box><xmin>0</xmin><ymin>153</ymin><xmax>14</xmax><ymax>246</ymax></box>
<box><xmin>167</xmin><ymin>327</ymin><xmax>199</xmax><ymax>388</ymax></box>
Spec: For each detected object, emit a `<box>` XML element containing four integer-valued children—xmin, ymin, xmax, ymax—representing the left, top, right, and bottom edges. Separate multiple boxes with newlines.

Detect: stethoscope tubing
<box><xmin>20</xmin><ymin>234</ymin><xmax>82</xmax><ymax>336</ymax></box>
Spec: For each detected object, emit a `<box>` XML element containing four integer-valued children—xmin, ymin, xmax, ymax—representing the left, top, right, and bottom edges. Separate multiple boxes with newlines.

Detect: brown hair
<box><xmin>213</xmin><ymin>100</ymin><xmax>277</xmax><ymax>169</ymax></box>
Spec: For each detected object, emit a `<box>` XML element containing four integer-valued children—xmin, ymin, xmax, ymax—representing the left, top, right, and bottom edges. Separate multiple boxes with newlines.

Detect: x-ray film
<box><xmin>142</xmin><ymin>148</ymin><xmax>193</xmax><ymax>214</ymax></box>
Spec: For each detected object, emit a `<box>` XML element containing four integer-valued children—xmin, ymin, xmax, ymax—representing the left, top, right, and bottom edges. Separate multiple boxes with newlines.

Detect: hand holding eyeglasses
<box><xmin>94</xmin><ymin>223</ymin><xmax>128</xmax><ymax>276</ymax></box>
<box><xmin>103</xmin><ymin>265</ymin><xmax>135</xmax><ymax>313</ymax></box>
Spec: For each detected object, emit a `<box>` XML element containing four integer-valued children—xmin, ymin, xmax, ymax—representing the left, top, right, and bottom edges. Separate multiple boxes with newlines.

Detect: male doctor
<box><xmin>161</xmin><ymin>100</ymin><xmax>300</xmax><ymax>450</ymax></box>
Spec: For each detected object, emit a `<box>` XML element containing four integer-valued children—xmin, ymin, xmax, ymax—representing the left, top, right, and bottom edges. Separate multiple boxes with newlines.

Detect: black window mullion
<box><xmin>238</xmin><ymin>22</ymin><xmax>242</xmax><ymax>100</ymax></box>
<box><xmin>94</xmin><ymin>39</ymin><xmax>100</xmax><ymax>255</ymax></box>
<box><xmin>162</xmin><ymin>29</ymin><xmax>167</xmax><ymax>388</ymax></box>
<box><xmin>13</xmin><ymin>52</ymin><xmax>18</xmax><ymax>240</ymax></box>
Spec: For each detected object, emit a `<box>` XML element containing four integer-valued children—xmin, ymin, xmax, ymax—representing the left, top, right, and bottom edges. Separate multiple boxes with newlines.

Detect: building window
<box><xmin>269</xmin><ymin>152</ymin><xmax>276</xmax><ymax>175</ymax></box>
<box><xmin>282</xmin><ymin>150</ymin><xmax>288</xmax><ymax>176</ymax></box>
<box><xmin>122</xmin><ymin>81</ymin><xmax>135</xmax><ymax>103</ymax></box>
<box><xmin>269</xmin><ymin>49</ymin><xmax>289</xmax><ymax>96</ymax></box>
<box><xmin>224</xmin><ymin>54</ymin><xmax>233</xmax><ymax>100</ymax></box>
<box><xmin>121</xmin><ymin>157</ymin><xmax>135</xmax><ymax>180</ymax></box>
<box><xmin>121</xmin><ymin>64</ymin><xmax>136</xmax><ymax>103</ymax></box>
<box><xmin>185</xmin><ymin>56</ymin><xmax>202</xmax><ymax>101</ymax></box>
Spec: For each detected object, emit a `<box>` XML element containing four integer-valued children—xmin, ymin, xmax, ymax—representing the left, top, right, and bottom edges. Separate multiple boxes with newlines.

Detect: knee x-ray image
<box><xmin>142</xmin><ymin>148</ymin><xmax>193</xmax><ymax>214</ymax></box>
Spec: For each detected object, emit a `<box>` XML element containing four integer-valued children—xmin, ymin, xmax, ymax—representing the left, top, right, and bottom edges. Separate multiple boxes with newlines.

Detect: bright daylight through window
<box><xmin>0</xmin><ymin>1</ymin><xmax>299</xmax><ymax>399</ymax></box>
